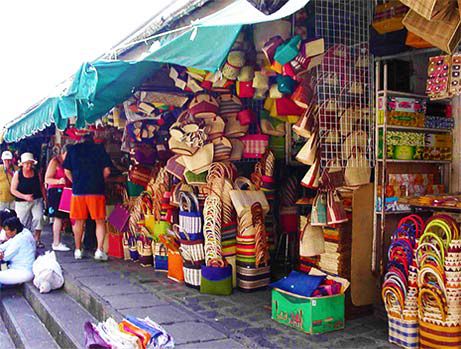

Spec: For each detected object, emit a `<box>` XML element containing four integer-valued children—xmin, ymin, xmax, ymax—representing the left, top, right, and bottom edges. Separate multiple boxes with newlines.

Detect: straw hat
<box><xmin>19</xmin><ymin>152</ymin><xmax>37</xmax><ymax>166</ymax></box>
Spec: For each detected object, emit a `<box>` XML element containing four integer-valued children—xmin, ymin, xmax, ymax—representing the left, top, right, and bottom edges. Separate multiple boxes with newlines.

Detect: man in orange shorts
<box><xmin>63</xmin><ymin>134</ymin><xmax>112</xmax><ymax>260</ymax></box>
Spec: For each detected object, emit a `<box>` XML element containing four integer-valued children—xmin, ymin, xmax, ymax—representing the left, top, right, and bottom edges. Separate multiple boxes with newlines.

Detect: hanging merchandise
<box><xmin>295</xmin><ymin>131</ymin><xmax>318</xmax><ymax>165</ymax></box>
<box><xmin>426</xmin><ymin>55</ymin><xmax>451</xmax><ymax>99</ymax></box>
<box><xmin>403</xmin><ymin>3</ymin><xmax>461</xmax><ymax>54</ymax></box>
<box><xmin>299</xmin><ymin>217</ymin><xmax>325</xmax><ymax>257</ymax></box>
<box><xmin>372</xmin><ymin>0</ymin><xmax>408</xmax><ymax>34</ymax></box>
<box><xmin>344</xmin><ymin>147</ymin><xmax>371</xmax><ymax>187</ymax></box>
<box><xmin>400</xmin><ymin>0</ymin><xmax>450</xmax><ymax>20</ymax></box>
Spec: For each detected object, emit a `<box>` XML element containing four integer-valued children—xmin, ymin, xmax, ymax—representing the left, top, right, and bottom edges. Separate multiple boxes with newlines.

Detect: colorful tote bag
<box><xmin>58</xmin><ymin>187</ymin><xmax>72</xmax><ymax>213</ymax></box>
<box><xmin>200</xmin><ymin>265</ymin><xmax>233</xmax><ymax>296</ymax></box>
<box><xmin>178</xmin><ymin>192</ymin><xmax>202</xmax><ymax>240</ymax></box>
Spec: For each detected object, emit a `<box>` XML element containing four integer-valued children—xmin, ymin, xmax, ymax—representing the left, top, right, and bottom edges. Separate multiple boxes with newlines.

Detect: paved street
<box><xmin>41</xmin><ymin>229</ymin><xmax>395</xmax><ymax>349</ymax></box>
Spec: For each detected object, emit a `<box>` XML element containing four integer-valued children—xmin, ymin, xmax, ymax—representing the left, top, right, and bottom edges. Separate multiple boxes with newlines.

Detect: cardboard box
<box><xmin>271</xmin><ymin>289</ymin><xmax>345</xmax><ymax>334</ymax></box>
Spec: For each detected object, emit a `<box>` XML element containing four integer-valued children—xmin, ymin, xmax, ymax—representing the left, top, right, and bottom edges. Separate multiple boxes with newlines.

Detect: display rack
<box><xmin>373</xmin><ymin>61</ymin><xmax>452</xmax><ymax>274</ymax></box>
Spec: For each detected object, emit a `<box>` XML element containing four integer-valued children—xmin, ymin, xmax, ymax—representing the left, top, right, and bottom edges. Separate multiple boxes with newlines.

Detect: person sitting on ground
<box><xmin>0</xmin><ymin>217</ymin><xmax>36</xmax><ymax>287</ymax></box>
<box><xmin>0</xmin><ymin>209</ymin><xmax>17</xmax><ymax>243</ymax></box>
<box><xmin>45</xmin><ymin>145</ymin><xmax>71</xmax><ymax>252</ymax></box>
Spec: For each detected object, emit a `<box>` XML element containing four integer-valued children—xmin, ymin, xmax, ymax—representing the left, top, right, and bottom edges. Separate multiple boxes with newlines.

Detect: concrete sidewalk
<box><xmin>47</xmin><ymin>230</ymin><xmax>394</xmax><ymax>348</ymax></box>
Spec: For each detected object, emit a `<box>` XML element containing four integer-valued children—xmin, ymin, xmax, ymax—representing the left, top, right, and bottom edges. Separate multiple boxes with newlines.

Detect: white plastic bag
<box><xmin>32</xmin><ymin>251</ymin><xmax>64</xmax><ymax>293</ymax></box>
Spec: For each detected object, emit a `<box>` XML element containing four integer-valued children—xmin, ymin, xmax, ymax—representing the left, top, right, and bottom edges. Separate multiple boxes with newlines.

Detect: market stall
<box><xmin>3</xmin><ymin>0</ymin><xmax>379</xmax><ymax>337</ymax></box>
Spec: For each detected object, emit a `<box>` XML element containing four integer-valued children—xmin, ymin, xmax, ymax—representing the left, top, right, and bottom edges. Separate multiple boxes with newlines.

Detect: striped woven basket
<box><xmin>419</xmin><ymin>321</ymin><xmax>461</xmax><ymax>348</ymax></box>
<box><xmin>183</xmin><ymin>264</ymin><xmax>202</xmax><ymax>289</ymax></box>
<box><xmin>388</xmin><ymin>315</ymin><xmax>419</xmax><ymax>349</ymax></box>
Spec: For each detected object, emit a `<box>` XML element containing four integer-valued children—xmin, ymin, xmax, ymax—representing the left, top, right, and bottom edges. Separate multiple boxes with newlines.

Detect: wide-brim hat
<box><xmin>19</xmin><ymin>152</ymin><xmax>37</xmax><ymax>166</ymax></box>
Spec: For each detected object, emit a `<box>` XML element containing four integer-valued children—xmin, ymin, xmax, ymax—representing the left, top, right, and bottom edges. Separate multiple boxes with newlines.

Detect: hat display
<box><xmin>1</xmin><ymin>151</ymin><xmax>13</xmax><ymax>161</ymax></box>
<box><xmin>19</xmin><ymin>152</ymin><xmax>37</xmax><ymax>166</ymax></box>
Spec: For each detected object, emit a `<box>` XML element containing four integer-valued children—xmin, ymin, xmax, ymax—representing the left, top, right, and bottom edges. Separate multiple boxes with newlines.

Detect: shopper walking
<box><xmin>45</xmin><ymin>145</ymin><xmax>71</xmax><ymax>252</ymax></box>
<box><xmin>10</xmin><ymin>153</ymin><xmax>45</xmax><ymax>248</ymax></box>
<box><xmin>63</xmin><ymin>133</ymin><xmax>112</xmax><ymax>261</ymax></box>
<box><xmin>0</xmin><ymin>217</ymin><xmax>36</xmax><ymax>286</ymax></box>
<box><xmin>0</xmin><ymin>151</ymin><xmax>16</xmax><ymax>210</ymax></box>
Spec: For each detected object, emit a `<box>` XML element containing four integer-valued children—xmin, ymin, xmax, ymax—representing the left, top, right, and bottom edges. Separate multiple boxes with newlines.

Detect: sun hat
<box><xmin>1</xmin><ymin>151</ymin><xmax>13</xmax><ymax>161</ymax></box>
<box><xmin>19</xmin><ymin>152</ymin><xmax>37</xmax><ymax>166</ymax></box>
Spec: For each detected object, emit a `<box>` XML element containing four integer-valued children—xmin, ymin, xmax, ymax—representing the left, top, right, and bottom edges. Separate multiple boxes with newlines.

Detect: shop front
<box><xmin>7</xmin><ymin>0</ymin><xmax>461</xmax><ymax>346</ymax></box>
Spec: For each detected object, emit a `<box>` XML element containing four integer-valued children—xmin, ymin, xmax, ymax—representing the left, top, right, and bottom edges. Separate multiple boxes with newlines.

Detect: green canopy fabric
<box><xmin>69</xmin><ymin>60</ymin><xmax>161</xmax><ymax>124</ymax></box>
<box><xmin>4</xmin><ymin>98</ymin><xmax>58</xmax><ymax>143</ymax></box>
<box><xmin>4</xmin><ymin>0</ymin><xmax>309</xmax><ymax>143</ymax></box>
<box><xmin>145</xmin><ymin>25</ymin><xmax>242</xmax><ymax>72</ymax></box>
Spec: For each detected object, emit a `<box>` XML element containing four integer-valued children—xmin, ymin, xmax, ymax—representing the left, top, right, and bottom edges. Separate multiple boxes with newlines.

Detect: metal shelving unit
<box><xmin>373</xmin><ymin>61</ymin><xmax>452</xmax><ymax>275</ymax></box>
<box><xmin>376</xmin><ymin>125</ymin><xmax>452</xmax><ymax>133</ymax></box>
<box><xmin>376</xmin><ymin>159</ymin><xmax>451</xmax><ymax>164</ymax></box>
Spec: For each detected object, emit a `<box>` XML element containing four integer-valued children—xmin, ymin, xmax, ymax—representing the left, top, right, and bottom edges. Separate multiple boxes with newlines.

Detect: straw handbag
<box><xmin>299</xmin><ymin>218</ymin><xmax>325</xmax><ymax>257</ymax></box>
<box><xmin>311</xmin><ymin>192</ymin><xmax>327</xmax><ymax>227</ymax></box>
<box><xmin>301</xmin><ymin>158</ymin><xmax>320</xmax><ymax>189</ymax></box>
<box><xmin>345</xmin><ymin>148</ymin><xmax>371</xmax><ymax>187</ymax></box>
<box><xmin>326</xmin><ymin>190</ymin><xmax>348</xmax><ymax>225</ymax></box>
<box><xmin>178</xmin><ymin>192</ymin><xmax>202</xmax><ymax>240</ymax></box>
<box><xmin>292</xmin><ymin>104</ymin><xmax>317</xmax><ymax>139</ymax></box>
<box><xmin>296</xmin><ymin>132</ymin><xmax>318</xmax><ymax>165</ymax></box>
<box><xmin>182</xmin><ymin>143</ymin><xmax>214</xmax><ymax>175</ymax></box>
<box><xmin>230</xmin><ymin>177</ymin><xmax>270</xmax><ymax>217</ymax></box>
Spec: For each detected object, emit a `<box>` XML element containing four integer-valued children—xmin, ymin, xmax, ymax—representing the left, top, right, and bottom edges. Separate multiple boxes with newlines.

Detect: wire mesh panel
<box><xmin>313</xmin><ymin>0</ymin><xmax>374</xmax><ymax>169</ymax></box>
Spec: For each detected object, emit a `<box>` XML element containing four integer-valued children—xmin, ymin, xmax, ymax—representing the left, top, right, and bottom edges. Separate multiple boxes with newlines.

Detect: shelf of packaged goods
<box><xmin>376</xmin><ymin>125</ymin><xmax>452</xmax><ymax>133</ymax></box>
<box><xmin>377</xmin><ymin>159</ymin><xmax>451</xmax><ymax>164</ymax></box>
<box><xmin>377</xmin><ymin>90</ymin><xmax>427</xmax><ymax>98</ymax></box>
<box><xmin>375</xmin><ymin>211</ymin><xmax>412</xmax><ymax>215</ymax></box>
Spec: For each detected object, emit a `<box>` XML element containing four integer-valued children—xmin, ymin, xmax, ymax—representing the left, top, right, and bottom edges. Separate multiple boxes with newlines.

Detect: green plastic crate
<box><xmin>271</xmin><ymin>289</ymin><xmax>345</xmax><ymax>334</ymax></box>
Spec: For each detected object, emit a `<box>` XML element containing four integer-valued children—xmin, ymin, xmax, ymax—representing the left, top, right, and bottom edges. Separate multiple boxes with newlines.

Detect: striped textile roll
<box><xmin>388</xmin><ymin>316</ymin><xmax>419</xmax><ymax>349</ymax></box>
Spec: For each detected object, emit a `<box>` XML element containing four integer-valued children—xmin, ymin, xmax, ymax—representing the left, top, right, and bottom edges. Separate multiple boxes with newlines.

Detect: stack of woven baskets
<box><xmin>417</xmin><ymin>215</ymin><xmax>461</xmax><ymax>348</ymax></box>
<box><xmin>383</xmin><ymin>214</ymin><xmax>461</xmax><ymax>348</ymax></box>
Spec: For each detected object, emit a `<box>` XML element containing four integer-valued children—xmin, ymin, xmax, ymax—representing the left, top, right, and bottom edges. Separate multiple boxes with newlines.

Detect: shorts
<box><xmin>70</xmin><ymin>195</ymin><xmax>106</xmax><ymax>221</ymax></box>
<box><xmin>46</xmin><ymin>188</ymin><xmax>68</xmax><ymax>219</ymax></box>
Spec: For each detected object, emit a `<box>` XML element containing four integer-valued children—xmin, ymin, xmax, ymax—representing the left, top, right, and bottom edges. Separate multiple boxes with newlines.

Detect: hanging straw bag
<box><xmin>311</xmin><ymin>192</ymin><xmax>327</xmax><ymax>227</ymax></box>
<box><xmin>299</xmin><ymin>218</ymin><xmax>325</xmax><ymax>257</ymax></box>
<box><xmin>345</xmin><ymin>147</ymin><xmax>371</xmax><ymax>187</ymax></box>
<box><xmin>296</xmin><ymin>132</ymin><xmax>319</xmax><ymax>165</ymax></box>
<box><xmin>301</xmin><ymin>158</ymin><xmax>320</xmax><ymax>189</ymax></box>
<box><xmin>229</xmin><ymin>177</ymin><xmax>270</xmax><ymax>217</ymax></box>
<box><xmin>326</xmin><ymin>190</ymin><xmax>348</xmax><ymax>225</ymax></box>
<box><xmin>241</xmin><ymin>132</ymin><xmax>269</xmax><ymax>159</ymax></box>
<box><xmin>182</xmin><ymin>143</ymin><xmax>214</xmax><ymax>175</ymax></box>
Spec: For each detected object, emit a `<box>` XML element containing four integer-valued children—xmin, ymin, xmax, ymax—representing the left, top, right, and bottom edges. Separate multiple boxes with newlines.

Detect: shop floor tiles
<box><xmin>41</xmin><ymin>228</ymin><xmax>396</xmax><ymax>348</ymax></box>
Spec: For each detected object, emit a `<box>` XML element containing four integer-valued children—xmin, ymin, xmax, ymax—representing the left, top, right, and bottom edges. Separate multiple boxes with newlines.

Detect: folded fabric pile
<box><xmin>318</xmin><ymin>226</ymin><xmax>351</xmax><ymax>277</ymax></box>
<box><xmin>84</xmin><ymin>316</ymin><xmax>174</xmax><ymax>349</ymax></box>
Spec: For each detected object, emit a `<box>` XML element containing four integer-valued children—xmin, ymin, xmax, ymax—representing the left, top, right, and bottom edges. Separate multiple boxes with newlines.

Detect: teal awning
<box><xmin>145</xmin><ymin>25</ymin><xmax>242</xmax><ymax>72</ymax></box>
<box><xmin>4</xmin><ymin>0</ymin><xmax>310</xmax><ymax>143</ymax></box>
<box><xmin>69</xmin><ymin>60</ymin><xmax>162</xmax><ymax>124</ymax></box>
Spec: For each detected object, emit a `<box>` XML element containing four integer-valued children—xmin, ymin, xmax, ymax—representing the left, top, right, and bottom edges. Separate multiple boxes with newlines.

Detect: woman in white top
<box><xmin>0</xmin><ymin>209</ymin><xmax>17</xmax><ymax>243</ymax></box>
<box><xmin>0</xmin><ymin>217</ymin><xmax>36</xmax><ymax>286</ymax></box>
